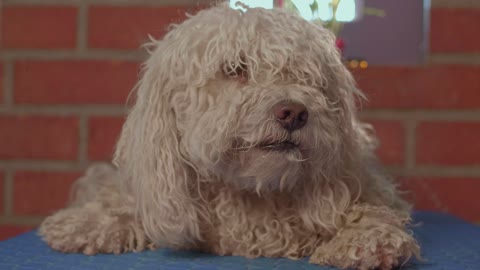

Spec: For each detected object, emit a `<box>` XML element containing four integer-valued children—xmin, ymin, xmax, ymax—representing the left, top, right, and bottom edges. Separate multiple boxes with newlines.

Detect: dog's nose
<box><xmin>273</xmin><ymin>102</ymin><xmax>308</xmax><ymax>131</ymax></box>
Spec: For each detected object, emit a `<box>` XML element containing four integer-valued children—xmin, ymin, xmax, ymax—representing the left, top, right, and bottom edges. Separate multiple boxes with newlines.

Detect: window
<box><xmin>229</xmin><ymin>0</ymin><xmax>273</xmax><ymax>11</ymax></box>
<box><xmin>230</xmin><ymin>0</ymin><xmax>360</xmax><ymax>22</ymax></box>
<box><xmin>230</xmin><ymin>0</ymin><xmax>429</xmax><ymax>65</ymax></box>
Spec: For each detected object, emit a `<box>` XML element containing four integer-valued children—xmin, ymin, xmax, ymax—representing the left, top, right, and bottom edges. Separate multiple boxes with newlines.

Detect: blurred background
<box><xmin>0</xmin><ymin>0</ymin><xmax>479</xmax><ymax>240</ymax></box>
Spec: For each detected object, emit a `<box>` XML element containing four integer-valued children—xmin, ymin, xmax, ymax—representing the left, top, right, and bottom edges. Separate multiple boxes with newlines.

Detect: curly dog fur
<box><xmin>40</xmin><ymin>4</ymin><xmax>420</xmax><ymax>269</ymax></box>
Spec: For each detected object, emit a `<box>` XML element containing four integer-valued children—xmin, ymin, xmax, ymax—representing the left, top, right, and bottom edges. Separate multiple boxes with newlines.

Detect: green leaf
<box><xmin>309</xmin><ymin>0</ymin><xmax>319</xmax><ymax>13</ymax></box>
<box><xmin>363</xmin><ymin>7</ymin><xmax>386</xmax><ymax>17</ymax></box>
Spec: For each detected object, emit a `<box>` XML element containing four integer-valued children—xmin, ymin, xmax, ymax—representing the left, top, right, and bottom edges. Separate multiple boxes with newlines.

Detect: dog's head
<box><xmin>114</xmin><ymin>4</ymin><xmax>369</xmax><ymax>246</ymax></box>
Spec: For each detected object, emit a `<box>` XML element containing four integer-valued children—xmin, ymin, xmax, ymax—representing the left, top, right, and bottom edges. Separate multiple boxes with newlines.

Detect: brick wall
<box><xmin>0</xmin><ymin>0</ymin><xmax>479</xmax><ymax>240</ymax></box>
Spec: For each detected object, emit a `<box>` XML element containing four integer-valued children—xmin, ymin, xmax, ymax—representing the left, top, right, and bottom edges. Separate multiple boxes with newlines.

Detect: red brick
<box><xmin>353</xmin><ymin>65</ymin><xmax>480</xmax><ymax>109</ymax></box>
<box><xmin>430</xmin><ymin>8</ymin><xmax>480</xmax><ymax>53</ymax></box>
<box><xmin>401</xmin><ymin>177</ymin><xmax>480</xmax><ymax>222</ymax></box>
<box><xmin>88</xmin><ymin>6</ymin><xmax>200</xmax><ymax>49</ymax></box>
<box><xmin>13</xmin><ymin>171</ymin><xmax>81</xmax><ymax>216</ymax></box>
<box><xmin>1</xmin><ymin>6</ymin><xmax>77</xmax><ymax>49</ymax></box>
<box><xmin>367</xmin><ymin>120</ymin><xmax>405</xmax><ymax>166</ymax></box>
<box><xmin>0</xmin><ymin>115</ymin><xmax>78</xmax><ymax>160</ymax></box>
<box><xmin>14</xmin><ymin>61</ymin><xmax>138</xmax><ymax>105</ymax></box>
<box><xmin>416</xmin><ymin>122</ymin><xmax>480</xmax><ymax>166</ymax></box>
<box><xmin>88</xmin><ymin>116</ymin><xmax>125</xmax><ymax>160</ymax></box>
<box><xmin>0</xmin><ymin>225</ymin><xmax>33</xmax><ymax>241</ymax></box>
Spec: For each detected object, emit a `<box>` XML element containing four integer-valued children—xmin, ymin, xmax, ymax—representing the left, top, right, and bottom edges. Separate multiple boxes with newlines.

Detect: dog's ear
<box><xmin>113</xmin><ymin>42</ymin><xmax>202</xmax><ymax>248</ymax></box>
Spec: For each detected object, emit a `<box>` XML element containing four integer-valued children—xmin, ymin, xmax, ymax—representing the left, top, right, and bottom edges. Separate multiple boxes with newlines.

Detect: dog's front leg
<box><xmin>40</xmin><ymin>204</ymin><xmax>148</xmax><ymax>255</ymax></box>
<box><xmin>309</xmin><ymin>204</ymin><xmax>420</xmax><ymax>270</ymax></box>
<box><xmin>39</xmin><ymin>164</ymin><xmax>150</xmax><ymax>255</ymax></box>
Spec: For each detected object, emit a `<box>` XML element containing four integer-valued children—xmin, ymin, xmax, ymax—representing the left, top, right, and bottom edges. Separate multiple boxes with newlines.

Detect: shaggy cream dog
<box><xmin>40</xmin><ymin>3</ymin><xmax>420</xmax><ymax>270</ymax></box>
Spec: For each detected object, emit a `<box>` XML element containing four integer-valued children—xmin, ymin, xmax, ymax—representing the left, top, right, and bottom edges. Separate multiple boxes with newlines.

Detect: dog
<box><xmin>40</xmin><ymin>3</ymin><xmax>420</xmax><ymax>270</ymax></box>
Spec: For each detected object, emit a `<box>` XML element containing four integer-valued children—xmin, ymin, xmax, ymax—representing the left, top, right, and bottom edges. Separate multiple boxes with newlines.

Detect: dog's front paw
<box><xmin>310</xmin><ymin>227</ymin><xmax>420</xmax><ymax>270</ymax></box>
<box><xmin>40</xmin><ymin>207</ymin><xmax>148</xmax><ymax>255</ymax></box>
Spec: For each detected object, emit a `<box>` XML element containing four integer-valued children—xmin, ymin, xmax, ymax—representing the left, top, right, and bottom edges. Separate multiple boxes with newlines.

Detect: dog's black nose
<box><xmin>273</xmin><ymin>102</ymin><xmax>308</xmax><ymax>131</ymax></box>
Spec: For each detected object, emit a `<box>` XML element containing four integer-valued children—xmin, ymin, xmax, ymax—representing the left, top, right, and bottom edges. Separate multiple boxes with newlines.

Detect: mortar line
<box><xmin>0</xmin><ymin>161</ymin><xmax>89</xmax><ymax>171</ymax></box>
<box><xmin>402</xmin><ymin>167</ymin><xmax>480</xmax><ymax>178</ymax></box>
<box><xmin>3</xmin><ymin>61</ymin><xmax>14</xmax><ymax>107</ymax></box>
<box><xmin>4</xmin><ymin>171</ymin><xmax>13</xmax><ymax>216</ymax></box>
<box><xmin>429</xmin><ymin>54</ymin><xmax>480</xmax><ymax>65</ymax></box>
<box><xmin>0</xmin><ymin>216</ymin><xmax>45</xmax><ymax>226</ymax></box>
<box><xmin>404</xmin><ymin>119</ymin><xmax>417</xmax><ymax>171</ymax></box>
<box><xmin>360</xmin><ymin>110</ymin><xmax>480</xmax><ymax>121</ymax></box>
<box><xmin>76</xmin><ymin>2</ymin><xmax>88</xmax><ymax>52</ymax></box>
<box><xmin>432</xmin><ymin>0</ymin><xmax>480</xmax><ymax>8</ymax></box>
<box><xmin>1</xmin><ymin>106</ymin><xmax>480</xmax><ymax>119</ymax></box>
<box><xmin>78</xmin><ymin>116</ymin><xmax>89</xmax><ymax>165</ymax></box>
<box><xmin>0</xmin><ymin>105</ymin><xmax>129</xmax><ymax>116</ymax></box>
<box><xmin>0</xmin><ymin>50</ymin><xmax>146</xmax><ymax>61</ymax></box>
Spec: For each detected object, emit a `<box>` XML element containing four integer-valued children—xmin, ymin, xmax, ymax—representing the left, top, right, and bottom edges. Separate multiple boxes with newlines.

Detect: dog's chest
<box><xmin>198</xmin><ymin>187</ymin><xmax>326</xmax><ymax>258</ymax></box>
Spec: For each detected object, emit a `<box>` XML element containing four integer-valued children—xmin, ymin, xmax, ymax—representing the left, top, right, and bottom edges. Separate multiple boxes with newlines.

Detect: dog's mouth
<box><xmin>258</xmin><ymin>140</ymin><xmax>300</xmax><ymax>151</ymax></box>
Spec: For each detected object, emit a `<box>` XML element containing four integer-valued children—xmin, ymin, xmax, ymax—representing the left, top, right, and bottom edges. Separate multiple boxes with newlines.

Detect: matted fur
<box><xmin>40</xmin><ymin>3</ymin><xmax>420</xmax><ymax>269</ymax></box>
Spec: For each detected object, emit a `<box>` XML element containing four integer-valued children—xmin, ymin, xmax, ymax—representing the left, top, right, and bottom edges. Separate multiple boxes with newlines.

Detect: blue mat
<box><xmin>1</xmin><ymin>211</ymin><xmax>479</xmax><ymax>270</ymax></box>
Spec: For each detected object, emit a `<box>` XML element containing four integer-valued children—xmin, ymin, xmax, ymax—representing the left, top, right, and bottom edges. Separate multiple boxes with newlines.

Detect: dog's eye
<box><xmin>222</xmin><ymin>61</ymin><xmax>248</xmax><ymax>81</ymax></box>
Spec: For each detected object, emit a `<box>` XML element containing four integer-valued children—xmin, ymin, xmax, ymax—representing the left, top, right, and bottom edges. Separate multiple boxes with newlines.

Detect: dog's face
<box><xmin>177</xmin><ymin>74</ymin><xmax>323</xmax><ymax>192</ymax></box>
<box><xmin>147</xmin><ymin>6</ymin><xmax>359</xmax><ymax>193</ymax></box>
<box><xmin>111</xmin><ymin>5</ymin><xmax>369</xmax><ymax>245</ymax></box>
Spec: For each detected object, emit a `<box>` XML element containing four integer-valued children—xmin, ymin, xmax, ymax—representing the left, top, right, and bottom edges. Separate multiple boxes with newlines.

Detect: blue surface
<box><xmin>0</xmin><ymin>211</ymin><xmax>479</xmax><ymax>270</ymax></box>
